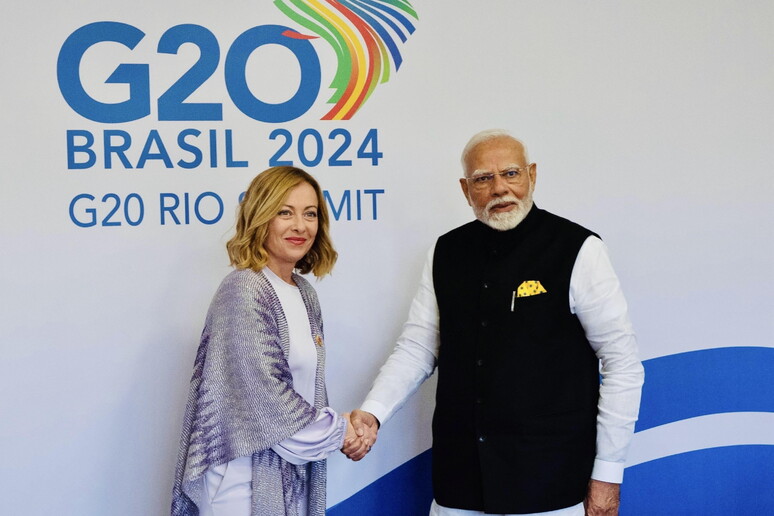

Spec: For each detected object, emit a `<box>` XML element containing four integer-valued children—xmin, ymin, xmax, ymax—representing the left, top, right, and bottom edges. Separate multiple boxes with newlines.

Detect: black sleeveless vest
<box><xmin>431</xmin><ymin>206</ymin><xmax>600</xmax><ymax>513</ymax></box>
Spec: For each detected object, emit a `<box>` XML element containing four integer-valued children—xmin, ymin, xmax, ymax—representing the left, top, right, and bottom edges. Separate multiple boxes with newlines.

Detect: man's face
<box><xmin>460</xmin><ymin>137</ymin><xmax>537</xmax><ymax>231</ymax></box>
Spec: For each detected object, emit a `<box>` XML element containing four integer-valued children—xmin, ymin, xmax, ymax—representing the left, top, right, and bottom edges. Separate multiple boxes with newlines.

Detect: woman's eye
<box><xmin>304</xmin><ymin>211</ymin><xmax>318</xmax><ymax>219</ymax></box>
<box><xmin>278</xmin><ymin>209</ymin><xmax>292</xmax><ymax>216</ymax></box>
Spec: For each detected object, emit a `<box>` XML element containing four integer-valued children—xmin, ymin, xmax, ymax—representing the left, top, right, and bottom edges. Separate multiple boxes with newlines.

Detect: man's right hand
<box><xmin>342</xmin><ymin>409</ymin><xmax>380</xmax><ymax>461</ymax></box>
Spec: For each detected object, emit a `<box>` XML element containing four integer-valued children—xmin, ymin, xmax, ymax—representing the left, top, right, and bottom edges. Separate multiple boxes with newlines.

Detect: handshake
<box><xmin>340</xmin><ymin>409</ymin><xmax>380</xmax><ymax>461</ymax></box>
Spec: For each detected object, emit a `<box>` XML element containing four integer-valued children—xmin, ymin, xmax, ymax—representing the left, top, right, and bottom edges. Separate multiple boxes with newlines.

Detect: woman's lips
<box><xmin>286</xmin><ymin>237</ymin><xmax>307</xmax><ymax>245</ymax></box>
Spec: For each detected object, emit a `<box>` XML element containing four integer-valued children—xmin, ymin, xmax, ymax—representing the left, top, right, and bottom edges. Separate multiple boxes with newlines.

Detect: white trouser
<box><xmin>429</xmin><ymin>500</ymin><xmax>584</xmax><ymax>516</ymax></box>
<box><xmin>198</xmin><ymin>456</ymin><xmax>309</xmax><ymax>516</ymax></box>
<box><xmin>199</xmin><ymin>457</ymin><xmax>252</xmax><ymax>516</ymax></box>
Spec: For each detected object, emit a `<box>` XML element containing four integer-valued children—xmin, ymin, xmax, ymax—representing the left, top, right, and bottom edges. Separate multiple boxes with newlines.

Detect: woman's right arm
<box><xmin>271</xmin><ymin>407</ymin><xmax>356</xmax><ymax>465</ymax></box>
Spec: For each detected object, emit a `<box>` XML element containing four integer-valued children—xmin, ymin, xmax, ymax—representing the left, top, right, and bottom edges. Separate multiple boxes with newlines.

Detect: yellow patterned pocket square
<box><xmin>516</xmin><ymin>280</ymin><xmax>547</xmax><ymax>297</ymax></box>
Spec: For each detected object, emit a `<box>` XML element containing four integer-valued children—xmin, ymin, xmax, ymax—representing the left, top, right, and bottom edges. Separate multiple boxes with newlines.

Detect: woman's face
<box><xmin>265</xmin><ymin>181</ymin><xmax>319</xmax><ymax>275</ymax></box>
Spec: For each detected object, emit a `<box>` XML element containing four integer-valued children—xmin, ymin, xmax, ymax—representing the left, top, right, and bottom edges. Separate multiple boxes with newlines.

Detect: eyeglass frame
<box><xmin>462</xmin><ymin>164</ymin><xmax>534</xmax><ymax>190</ymax></box>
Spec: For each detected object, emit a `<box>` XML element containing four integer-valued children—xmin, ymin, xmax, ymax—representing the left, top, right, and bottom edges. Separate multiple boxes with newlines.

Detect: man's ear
<box><xmin>460</xmin><ymin>178</ymin><xmax>472</xmax><ymax>206</ymax></box>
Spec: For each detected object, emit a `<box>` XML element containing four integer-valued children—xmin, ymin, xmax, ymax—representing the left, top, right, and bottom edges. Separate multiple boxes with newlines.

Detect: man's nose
<box><xmin>491</xmin><ymin>173</ymin><xmax>509</xmax><ymax>195</ymax></box>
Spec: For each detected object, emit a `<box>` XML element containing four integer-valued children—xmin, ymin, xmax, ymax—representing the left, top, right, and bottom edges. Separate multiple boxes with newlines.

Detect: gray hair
<box><xmin>460</xmin><ymin>129</ymin><xmax>530</xmax><ymax>173</ymax></box>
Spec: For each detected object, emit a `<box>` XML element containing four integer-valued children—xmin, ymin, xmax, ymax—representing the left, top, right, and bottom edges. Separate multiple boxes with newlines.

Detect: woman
<box><xmin>171</xmin><ymin>167</ymin><xmax>365</xmax><ymax>516</ymax></box>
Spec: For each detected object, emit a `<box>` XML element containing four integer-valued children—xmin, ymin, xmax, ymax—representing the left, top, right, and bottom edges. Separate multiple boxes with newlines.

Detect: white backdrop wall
<box><xmin>1</xmin><ymin>1</ymin><xmax>772</xmax><ymax>515</ymax></box>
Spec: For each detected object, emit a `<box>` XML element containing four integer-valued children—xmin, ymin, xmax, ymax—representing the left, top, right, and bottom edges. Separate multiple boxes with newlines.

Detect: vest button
<box><xmin>480</xmin><ymin>320</ymin><xmax>488</xmax><ymax>327</ymax></box>
<box><xmin>482</xmin><ymin>282</ymin><xmax>489</xmax><ymax>289</ymax></box>
<box><xmin>477</xmin><ymin>359</ymin><xmax>484</xmax><ymax>366</ymax></box>
<box><xmin>478</xmin><ymin>436</ymin><xmax>486</xmax><ymax>442</ymax></box>
<box><xmin>476</xmin><ymin>397</ymin><xmax>484</xmax><ymax>404</ymax></box>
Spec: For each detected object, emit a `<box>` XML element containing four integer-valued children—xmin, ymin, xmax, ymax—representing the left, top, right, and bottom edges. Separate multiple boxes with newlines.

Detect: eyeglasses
<box><xmin>463</xmin><ymin>165</ymin><xmax>532</xmax><ymax>191</ymax></box>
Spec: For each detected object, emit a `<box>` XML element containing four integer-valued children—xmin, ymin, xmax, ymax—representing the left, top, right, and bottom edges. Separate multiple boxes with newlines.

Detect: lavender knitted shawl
<box><xmin>171</xmin><ymin>268</ymin><xmax>329</xmax><ymax>515</ymax></box>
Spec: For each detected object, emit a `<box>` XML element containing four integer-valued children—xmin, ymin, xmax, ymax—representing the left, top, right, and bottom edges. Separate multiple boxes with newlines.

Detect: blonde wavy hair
<box><xmin>226</xmin><ymin>166</ymin><xmax>337</xmax><ymax>277</ymax></box>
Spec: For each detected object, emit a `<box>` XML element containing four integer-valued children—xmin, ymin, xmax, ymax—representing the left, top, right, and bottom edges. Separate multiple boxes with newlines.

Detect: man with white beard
<box><xmin>344</xmin><ymin>130</ymin><xmax>644</xmax><ymax>516</ymax></box>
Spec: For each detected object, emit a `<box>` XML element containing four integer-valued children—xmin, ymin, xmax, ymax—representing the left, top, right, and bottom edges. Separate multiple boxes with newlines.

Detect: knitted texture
<box><xmin>171</xmin><ymin>268</ymin><xmax>328</xmax><ymax>515</ymax></box>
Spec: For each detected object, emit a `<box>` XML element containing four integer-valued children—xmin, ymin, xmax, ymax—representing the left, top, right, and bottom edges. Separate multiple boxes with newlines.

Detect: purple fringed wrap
<box><xmin>171</xmin><ymin>269</ymin><xmax>329</xmax><ymax>515</ymax></box>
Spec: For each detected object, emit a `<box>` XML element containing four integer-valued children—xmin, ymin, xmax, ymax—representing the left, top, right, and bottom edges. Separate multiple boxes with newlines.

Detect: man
<box><xmin>344</xmin><ymin>130</ymin><xmax>644</xmax><ymax>516</ymax></box>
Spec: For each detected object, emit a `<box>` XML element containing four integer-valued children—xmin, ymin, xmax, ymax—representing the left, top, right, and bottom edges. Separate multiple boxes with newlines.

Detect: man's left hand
<box><xmin>584</xmin><ymin>479</ymin><xmax>620</xmax><ymax>516</ymax></box>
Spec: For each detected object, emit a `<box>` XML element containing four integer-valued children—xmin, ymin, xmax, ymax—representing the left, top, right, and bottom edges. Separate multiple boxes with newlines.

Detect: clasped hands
<box><xmin>340</xmin><ymin>409</ymin><xmax>379</xmax><ymax>461</ymax></box>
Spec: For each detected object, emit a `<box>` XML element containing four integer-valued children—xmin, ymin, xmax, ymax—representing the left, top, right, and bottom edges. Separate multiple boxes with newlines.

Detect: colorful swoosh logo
<box><xmin>274</xmin><ymin>0</ymin><xmax>419</xmax><ymax>120</ymax></box>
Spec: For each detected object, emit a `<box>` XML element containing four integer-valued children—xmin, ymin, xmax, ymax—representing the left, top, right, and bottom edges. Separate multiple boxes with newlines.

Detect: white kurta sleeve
<box><xmin>361</xmin><ymin>247</ymin><xmax>440</xmax><ymax>425</ymax></box>
<box><xmin>569</xmin><ymin>236</ymin><xmax>645</xmax><ymax>483</ymax></box>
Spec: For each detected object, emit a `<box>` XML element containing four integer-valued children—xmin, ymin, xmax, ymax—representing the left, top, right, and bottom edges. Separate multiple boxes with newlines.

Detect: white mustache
<box><xmin>485</xmin><ymin>195</ymin><xmax>522</xmax><ymax>214</ymax></box>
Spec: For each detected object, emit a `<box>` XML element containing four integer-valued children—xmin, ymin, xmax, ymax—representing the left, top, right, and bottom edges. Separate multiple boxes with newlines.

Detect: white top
<box><xmin>263</xmin><ymin>266</ymin><xmax>346</xmax><ymax>464</ymax></box>
<box><xmin>361</xmin><ymin>236</ymin><xmax>644</xmax><ymax>489</ymax></box>
<box><xmin>264</xmin><ymin>267</ymin><xmax>317</xmax><ymax>405</ymax></box>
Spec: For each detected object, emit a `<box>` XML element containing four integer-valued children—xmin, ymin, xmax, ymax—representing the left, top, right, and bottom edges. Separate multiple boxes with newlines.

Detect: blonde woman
<box><xmin>172</xmin><ymin>167</ymin><xmax>367</xmax><ymax>516</ymax></box>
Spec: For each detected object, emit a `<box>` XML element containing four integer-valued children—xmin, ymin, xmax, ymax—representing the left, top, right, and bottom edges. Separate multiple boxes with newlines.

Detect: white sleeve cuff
<box><xmin>591</xmin><ymin>458</ymin><xmax>625</xmax><ymax>484</ymax></box>
<box><xmin>360</xmin><ymin>400</ymin><xmax>389</xmax><ymax>427</ymax></box>
<box><xmin>270</xmin><ymin>407</ymin><xmax>345</xmax><ymax>465</ymax></box>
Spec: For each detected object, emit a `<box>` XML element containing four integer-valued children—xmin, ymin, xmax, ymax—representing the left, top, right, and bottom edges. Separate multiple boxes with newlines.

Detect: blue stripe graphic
<box><xmin>330</xmin><ymin>347</ymin><xmax>774</xmax><ymax>514</ymax></box>
<box><xmin>328</xmin><ymin>449</ymin><xmax>432</xmax><ymax>515</ymax></box>
<box><xmin>621</xmin><ymin>445</ymin><xmax>774</xmax><ymax>515</ymax></box>
<box><xmin>636</xmin><ymin>346</ymin><xmax>774</xmax><ymax>432</ymax></box>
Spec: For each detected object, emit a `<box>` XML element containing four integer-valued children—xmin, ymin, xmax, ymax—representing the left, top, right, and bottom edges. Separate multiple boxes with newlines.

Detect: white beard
<box><xmin>472</xmin><ymin>187</ymin><xmax>534</xmax><ymax>231</ymax></box>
